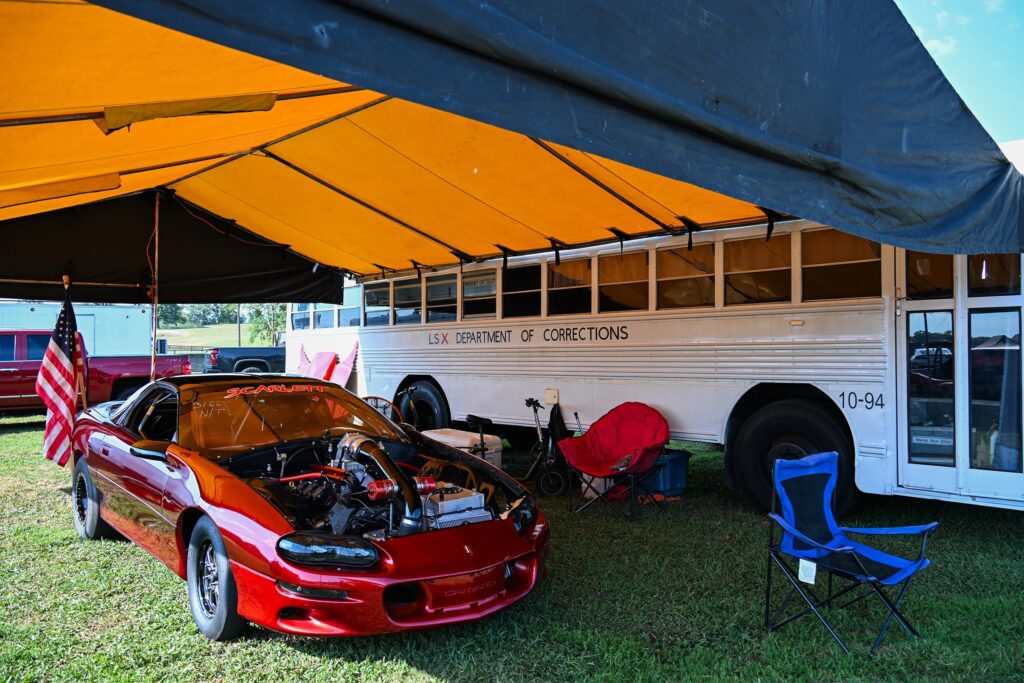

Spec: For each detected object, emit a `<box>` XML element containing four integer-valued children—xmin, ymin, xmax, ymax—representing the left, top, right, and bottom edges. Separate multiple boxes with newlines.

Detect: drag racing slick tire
<box><xmin>72</xmin><ymin>457</ymin><xmax>117</xmax><ymax>541</ymax></box>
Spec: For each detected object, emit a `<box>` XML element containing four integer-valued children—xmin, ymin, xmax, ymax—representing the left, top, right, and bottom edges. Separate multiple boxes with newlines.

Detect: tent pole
<box><xmin>0</xmin><ymin>278</ymin><xmax>140</xmax><ymax>288</ymax></box>
<box><xmin>151</xmin><ymin>192</ymin><xmax>160</xmax><ymax>381</ymax></box>
<box><xmin>64</xmin><ymin>275</ymin><xmax>89</xmax><ymax>413</ymax></box>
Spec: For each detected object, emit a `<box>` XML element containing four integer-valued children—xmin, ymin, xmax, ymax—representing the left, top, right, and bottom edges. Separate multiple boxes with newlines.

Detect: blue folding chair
<box><xmin>764</xmin><ymin>452</ymin><xmax>938</xmax><ymax>654</ymax></box>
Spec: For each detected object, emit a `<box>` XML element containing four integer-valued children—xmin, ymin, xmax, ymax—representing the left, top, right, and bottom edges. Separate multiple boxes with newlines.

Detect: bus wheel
<box><xmin>398</xmin><ymin>381</ymin><xmax>449</xmax><ymax>432</ymax></box>
<box><xmin>732</xmin><ymin>399</ymin><xmax>857</xmax><ymax>516</ymax></box>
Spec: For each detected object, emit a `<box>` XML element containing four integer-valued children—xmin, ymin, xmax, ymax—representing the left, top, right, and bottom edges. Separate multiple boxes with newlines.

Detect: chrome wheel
<box><xmin>197</xmin><ymin>541</ymin><xmax>219</xmax><ymax>618</ymax></box>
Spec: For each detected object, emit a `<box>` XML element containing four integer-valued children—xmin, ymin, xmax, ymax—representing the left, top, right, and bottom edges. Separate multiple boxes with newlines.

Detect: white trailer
<box><xmin>0</xmin><ymin>301</ymin><xmax>152</xmax><ymax>356</ymax></box>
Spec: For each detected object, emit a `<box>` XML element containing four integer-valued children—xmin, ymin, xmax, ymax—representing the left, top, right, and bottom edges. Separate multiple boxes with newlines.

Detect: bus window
<box><xmin>907</xmin><ymin>251</ymin><xmax>953</xmax><ymax>300</ymax></box>
<box><xmin>548</xmin><ymin>259</ymin><xmax>592</xmax><ymax>315</ymax></box>
<box><xmin>599</xmin><ymin>251</ymin><xmax>648</xmax><ymax>312</ymax></box>
<box><xmin>364</xmin><ymin>283</ymin><xmax>390</xmax><ymax>326</ymax></box>
<box><xmin>338</xmin><ymin>286</ymin><xmax>361</xmax><ymax>327</ymax></box>
<box><xmin>968</xmin><ymin>309</ymin><xmax>1022</xmax><ymax>473</ymax></box>
<box><xmin>291</xmin><ymin>303</ymin><xmax>311</xmax><ymax>330</ymax></box>
<box><xmin>802</xmin><ymin>229</ymin><xmax>881</xmax><ymax>300</ymax></box>
<box><xmin>338</xmin><ymin>305</ymin><xmax>360</xmax><ymax>327</ymax></box>
<box><xmin>502</xmin><ymin>265</ymin><xmax>541</xmax><ymax>318</ymax></box>
<box><xmin>394</xmin><ymin>280</ymin><xmax>422</xmax><ymax>325</ymax></box>
<box><xmin>426</xmin><ymin>274</ymin><xmax>457</xmax><ymax>322</ymax></box>
<box><xmin>313</xmin><ymin>303</ymin><xmax>336</xmax><ymax>328</ymax></box>
<box><xmin>657</xmin><ymin>244</ymin><xmax>714</xmax><ymax>309</ymax></box>
<box><xmin>969</xmin><ymin>254</ymin><xmax>1021</xmax><ymax>297</ymax></box>
<box><xmin>725</xmin><ymin>235</ymin><xmax>791</xmax><ymax>305</ymax></box>
<box><xmin>463</xmin><ymin>270</ymin><xmax>497</xmax><ymax>319</ymax></box>
<box><xmin>907</xmin><ymin>311</ymin><xmax>955</xmax><ymax>466</ymax></box>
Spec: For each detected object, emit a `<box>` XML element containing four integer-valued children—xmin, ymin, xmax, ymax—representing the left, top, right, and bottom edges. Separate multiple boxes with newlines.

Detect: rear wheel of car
<box><xmin>397</xmin><ymin>381</ymin><xmax>449</xmax><ymax>432</ymax></box>
<box><xmin>732</xmin><ymin>399</ymin><xmax>857</xmax><ymax>516</ymax></box>
<box><xmin>239</xmin><ymin>365</ymin><xmax>265</xmax><ymax>374</ymax></box>
<box><xmin>71</xmin><ymin>457</ymin><xmax>116</xmax><ymax>541</ymax></box>
<box><xmin>186</xmin><ymin>516</ymin><xmax>244</xmax><ymax>641</ymax></box>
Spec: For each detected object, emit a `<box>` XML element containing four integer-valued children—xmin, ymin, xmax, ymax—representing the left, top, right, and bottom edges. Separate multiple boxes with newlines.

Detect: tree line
<box><xmin>158</xmin><ymin>304</ymin><xmax>286</xmax><ymax>345</ymax></box>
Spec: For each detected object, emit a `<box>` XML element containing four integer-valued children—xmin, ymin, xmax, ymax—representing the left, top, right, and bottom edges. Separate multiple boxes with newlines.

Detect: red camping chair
<box><xmin>558</xmin><ymin>402</ymin><xmax>669</xmax><ymax>518</ymax></box>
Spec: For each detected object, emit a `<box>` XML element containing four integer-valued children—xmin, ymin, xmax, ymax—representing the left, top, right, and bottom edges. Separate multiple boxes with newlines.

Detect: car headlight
<box><xmin>276</xmin><ymin>533</ymin><xmax>379</xmax><ymax>568</ymax></box>
<box><xmin>510</xmin><ymin>497</ymin><xmax>538</xmax><ymax>535</ymax></box>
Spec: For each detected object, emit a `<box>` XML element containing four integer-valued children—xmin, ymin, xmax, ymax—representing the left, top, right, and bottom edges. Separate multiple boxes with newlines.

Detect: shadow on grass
<box><xmin>224</xmin><ymin>452</ymin><xmax>1024</xmax><ymax>679</ymax></box>
<box><xmin>0</xmin><ymin>419</ymin><xmax>46</xmax><ymax>434</ymax></box>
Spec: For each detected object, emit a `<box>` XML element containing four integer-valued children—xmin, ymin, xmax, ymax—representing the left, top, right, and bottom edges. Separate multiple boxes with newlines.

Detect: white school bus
<box><xmin>287</xmin><ymin>220</ymin><xmax>1023</xmax><ymax>513</ymax></box>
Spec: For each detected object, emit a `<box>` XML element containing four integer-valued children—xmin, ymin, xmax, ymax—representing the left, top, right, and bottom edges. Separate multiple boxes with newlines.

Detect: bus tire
<box><xmin>732</xmin><ymin>399</ymin><xmax>857</xmax><ymax>516</ymax></box>
<box><xmin>398</xmin><ymin>381</ymin><xmax>449</xmax><ymax>432</ymax></box>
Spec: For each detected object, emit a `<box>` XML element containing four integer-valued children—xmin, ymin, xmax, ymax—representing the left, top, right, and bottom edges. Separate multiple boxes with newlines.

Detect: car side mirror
<box><xmin>130</xmin><ymin>440</ymin><xmax>171</xmax><ymax>461</ymax></box>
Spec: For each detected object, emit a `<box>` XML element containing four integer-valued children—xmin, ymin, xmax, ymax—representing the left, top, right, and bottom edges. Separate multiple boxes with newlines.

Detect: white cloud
<box><xmin>936</xmin><ymin>9</ymin><xmax>950</xmax><ymax>27</ymax></box>
<box><xmin>925</xmin><ymin>36</ymin><xmax>958</xmax><ymax>56</ymax></box>
<box><xmin>955</xmin><ymin>15</ymin><xmax>971</xmax><ymax>25</ymax></box>
<box><xmin>983</xmin><ymin>0</ymin><xmax>1004</xmax><ymax>12</ymax></box>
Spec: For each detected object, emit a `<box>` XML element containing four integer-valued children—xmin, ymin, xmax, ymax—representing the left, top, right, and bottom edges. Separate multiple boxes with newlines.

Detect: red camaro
<box><xmin>70</xmin><ymin>374</ymin><xmax>548</xmax><ymax>640</ymax></box>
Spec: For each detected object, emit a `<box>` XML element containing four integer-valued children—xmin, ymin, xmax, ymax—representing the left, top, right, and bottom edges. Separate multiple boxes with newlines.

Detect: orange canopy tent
<box><xmin>1</xmin><ymin>1</ymin><xmax>1020</xmax><ymax>303</ymax></box>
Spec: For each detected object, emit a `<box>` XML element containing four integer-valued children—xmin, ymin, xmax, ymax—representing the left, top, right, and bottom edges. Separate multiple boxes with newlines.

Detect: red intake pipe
<box><xmin>414</xmin><ymin>477</ymin><xmax>437</xmax><ymax>495</ymax></box>
<box><xmin>279</xmin><ymin>472</ymin><xmax>324</xmax><ymax>483</ymax></box>
<box><xmin>367</xmin><ymin>479</ymin><xmax>397</xmax><ymax>501</ymax></box>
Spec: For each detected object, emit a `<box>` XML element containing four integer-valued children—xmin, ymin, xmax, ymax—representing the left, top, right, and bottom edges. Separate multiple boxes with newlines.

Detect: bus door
<box><xmin>896</xmin><ymin>250</ymin><xmax>1024</xmax><ymax>502</ymax></box>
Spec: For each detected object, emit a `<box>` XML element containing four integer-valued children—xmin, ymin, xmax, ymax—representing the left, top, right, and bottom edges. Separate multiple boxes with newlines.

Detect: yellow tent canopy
<box><xmin>0</xmin><ymin>1</ymin><xmax>767</xmax><ymax>279</ymax></box>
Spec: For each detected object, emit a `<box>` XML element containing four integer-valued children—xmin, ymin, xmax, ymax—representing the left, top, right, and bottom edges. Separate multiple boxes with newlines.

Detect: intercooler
<box><xmin>423</xmin><ymin>485</ymin><xmax>493</xmax><ymax>529</ymax></box>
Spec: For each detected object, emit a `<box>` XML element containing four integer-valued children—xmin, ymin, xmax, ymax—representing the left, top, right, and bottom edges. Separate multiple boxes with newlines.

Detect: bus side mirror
<box><xmin>130</xmin><ymin>440</ymin><xmax>171</xmax><ymax>461</ymax></box>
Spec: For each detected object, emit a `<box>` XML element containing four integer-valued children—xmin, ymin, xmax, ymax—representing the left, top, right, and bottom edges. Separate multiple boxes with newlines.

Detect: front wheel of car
<box><xmin>186</xmin><ymin>516</ymin><xmax>244</xmax><ymax>641</ymax></box>
<box><xmin>72</xmin><ymin>457</ymin><xmax>116</xmax><ymax>541</ymax></box>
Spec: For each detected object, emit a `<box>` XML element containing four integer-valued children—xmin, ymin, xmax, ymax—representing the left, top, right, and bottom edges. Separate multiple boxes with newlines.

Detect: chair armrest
<box><xmin>842</xmin><ymin>522</ymin><xmax>938</xmax><ymax>561</ymax></box>
<box><xmin>840</xmin><ymin>522</ymin><xmax>939</xmax><ymax>536</ymax></box>
<box><xmin>768</xmin><ymin>513</ymin><xmax>853</xmax><ymax>554</ymax></box>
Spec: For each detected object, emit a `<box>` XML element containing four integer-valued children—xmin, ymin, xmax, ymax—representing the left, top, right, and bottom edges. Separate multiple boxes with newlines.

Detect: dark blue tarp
<box><xmin>95</xmin><ymin>0</ymin><xmax>1023</xmax><ymax>254</ymax></box>
<box><xmin>0</xmin><ymin>191</ymin><xmax>343</xmax><ymax>304</ymax></box>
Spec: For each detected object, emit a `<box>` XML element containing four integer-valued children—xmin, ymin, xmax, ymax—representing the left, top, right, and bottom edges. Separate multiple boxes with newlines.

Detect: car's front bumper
<box><xmin>231</xmin><ymin>516</ymin><xmax>549</xmax><ymax>636</ymax></box>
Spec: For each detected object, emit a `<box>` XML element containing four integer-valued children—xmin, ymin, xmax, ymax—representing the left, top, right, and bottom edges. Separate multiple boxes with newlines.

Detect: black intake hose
<box><xmin>339</xmin><ymin>433</ymin><xmax>423</xmax><ymax>535</ymax></box>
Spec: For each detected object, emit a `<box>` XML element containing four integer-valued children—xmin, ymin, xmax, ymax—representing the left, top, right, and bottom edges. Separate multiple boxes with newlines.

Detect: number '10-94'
<box><xmin>839</xmin><ymin>392</ymin><xmax>884</xmax><ymax>410</ymax></box>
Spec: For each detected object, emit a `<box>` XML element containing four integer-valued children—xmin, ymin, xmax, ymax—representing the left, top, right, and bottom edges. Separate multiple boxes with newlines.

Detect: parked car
<box><xmin>205</xmin><ymin>346</ymin><xmax>285</xmax><ymax>373</ymax></box>
<box><xmin>70</xmin><ymin>374</ymin><xmax>548</xmax><ymax>639</ymax></box>
<box><xmin>0</xmin><ymin>329</ymin><xmax>190</xmax><ymax>412</ymax></box>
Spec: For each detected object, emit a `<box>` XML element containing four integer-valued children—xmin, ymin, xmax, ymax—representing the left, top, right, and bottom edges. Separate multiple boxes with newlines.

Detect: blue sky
<box><xmin>894</xmin><ymin>0</ymin><xmax>1024</xmax><ymax>143</ymax></box>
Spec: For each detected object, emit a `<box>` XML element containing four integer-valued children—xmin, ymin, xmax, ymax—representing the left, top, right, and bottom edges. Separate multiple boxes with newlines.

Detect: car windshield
<box><xmin>177</xmin><ymin>382</ymin><xmax>402</xmax><ymax>453</ymax></box>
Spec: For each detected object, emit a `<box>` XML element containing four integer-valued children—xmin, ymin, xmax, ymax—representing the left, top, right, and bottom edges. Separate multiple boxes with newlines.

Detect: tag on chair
<box><xmin>798</xmin><ymin>559</ymin><xmax>817</xmax><ymax>584</ymax></box>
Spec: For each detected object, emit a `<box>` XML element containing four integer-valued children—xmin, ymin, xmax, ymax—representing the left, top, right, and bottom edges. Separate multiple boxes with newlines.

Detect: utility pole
<box><xmin>237</xmin><ymin>303</ymin><xmax>242</xmax><ymax>346</ymax></box>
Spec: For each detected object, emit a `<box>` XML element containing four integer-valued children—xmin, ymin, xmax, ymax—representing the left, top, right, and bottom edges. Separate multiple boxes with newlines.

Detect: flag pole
<box><xmin>150</xmin><ymin>192</ymin><xmax>160</xmax><ymax>381</ymax></box>
<box><xmin>64</xmin><ymin>275</ymin><xmax>88</xmax><ymax>412</ymax></box>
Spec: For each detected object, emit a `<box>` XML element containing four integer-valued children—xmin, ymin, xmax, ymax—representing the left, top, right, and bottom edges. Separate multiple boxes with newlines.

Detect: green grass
<box><xmin>2</xmin><ymin>416</ymin><xmax>1023</xmax><ymax>681</ymax></box>
<box><xmin>158</xmin><ymin>324</ymin><xmax>254</xmax><ymax>349</ymax></box>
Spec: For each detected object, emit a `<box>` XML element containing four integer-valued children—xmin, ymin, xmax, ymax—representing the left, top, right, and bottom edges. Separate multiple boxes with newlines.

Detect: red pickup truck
<box><xmin>0</xmin><ymin>329</ymin><xmax>191</xmax><ymax>413</ymax></box>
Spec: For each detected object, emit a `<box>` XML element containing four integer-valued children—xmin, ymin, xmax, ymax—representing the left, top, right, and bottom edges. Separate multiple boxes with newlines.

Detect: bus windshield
<box><xmin>177</xmin><ymin>382</ymin><xmax>402</xmax><ymax>453</ymax></box>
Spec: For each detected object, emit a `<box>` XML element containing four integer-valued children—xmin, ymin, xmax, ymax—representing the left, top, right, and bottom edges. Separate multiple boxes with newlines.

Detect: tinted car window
<box><xmin>26</xmin><ymin>334</ymin><xmax>50</xmax><ymax>360</ymax></box>
<box><xmin>0</xmin><ymin>335</ymin><xmax>13</xmax><ymax>361</ymax></box>
<box><xmin>127</xmin><ymin>388</ymin><xmax>179</xmax><ymax>442</ymax></box>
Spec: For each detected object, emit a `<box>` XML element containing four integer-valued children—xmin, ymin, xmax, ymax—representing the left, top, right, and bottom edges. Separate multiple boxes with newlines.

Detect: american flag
<box><xmin>35</xmin><ymin>292</ymin><xmax>85</xmax><ymax>466</ymax></box>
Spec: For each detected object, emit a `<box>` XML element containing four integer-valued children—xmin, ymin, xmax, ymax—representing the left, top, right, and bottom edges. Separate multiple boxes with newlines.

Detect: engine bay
<box><xmin>224</xmin><ymin>431</ymin><xmax>527</xmax><ymax>541</ymax></box>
